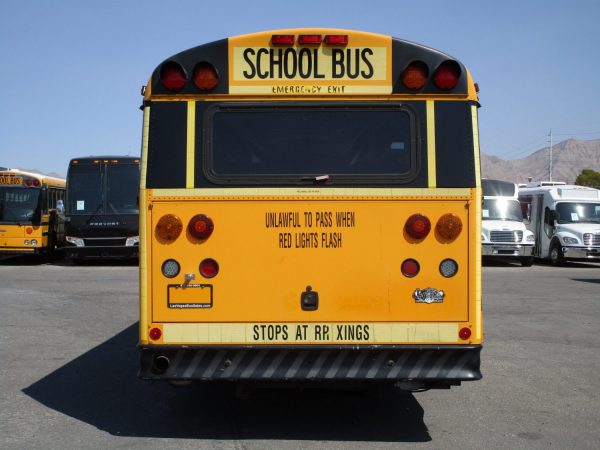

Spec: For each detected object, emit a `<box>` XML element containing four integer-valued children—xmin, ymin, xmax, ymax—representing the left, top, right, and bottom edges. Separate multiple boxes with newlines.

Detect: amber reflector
<box><xmin>436</xmin><ymin>213</ymin><xmax>463</xmax><ymax>241</ymax></box>
<box><xmin>156</xmin><ymin>214</ymin><xmax>183</xmax><ymax>241</ymax></box>
<box><xmin>193</xmin><ymin>62</ymin><xmax>219</xmax><ymax>90</ymax></box>
<box><xmin>401</xmin><ymin>61</ymin><xmax>428</xmax><ymax>90</ymax></box>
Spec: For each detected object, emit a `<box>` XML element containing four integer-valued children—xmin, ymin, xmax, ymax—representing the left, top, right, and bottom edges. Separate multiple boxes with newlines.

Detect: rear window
<box><xmin>203</xmin><ymin>103</ymin><xmax>417</xmax><ymax>185</ymax></box>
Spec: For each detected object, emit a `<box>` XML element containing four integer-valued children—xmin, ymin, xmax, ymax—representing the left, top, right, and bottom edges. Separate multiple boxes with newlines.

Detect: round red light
<box><xmin>193</xmin><ymin>62</ymin><xmax>219</xmax><ymax>90</ymax></box>
<box><xmin>433</xmin><ymin>60</ymin><xmax>461</xmax><ymax>90</ymax></box>
<box><xmin>33</xmin><ymin>180</ymin><xmax>40</xmax><ymax>187</ymax></box>
<box><xmin>160</xmin><ymin>61</ymin><xmax>187</xmax><ymax>91</ymax></box>
<box><xmin>459</xmin><ymin>327</ymin><xmax>472</xmax><ymax>340</ymax></box>
<box><xmin>149</xmin><ymin>327</ymin><xmax>162</xmax><ymax>341</ymax></box>
<box><xmin>199</xmin><ymin>258</ymin><xmax>219</xmax><ymax>278</ymax></box>
<box><xmin>25</xmin><ymin>180</ymin><xmax>32</xmax><ymax>187</ymax></box>
<box><xmin>188</xmin><ymin>214</ymin><xmax>214</xmax><ymax>240</ymax></box>
<box><xmin>401</xmin><ymin>61</ymin><xmax>428</xmax><ymax>90</ymax></box>
<box><xmin>405</xmin><ymin>214</ymin><xmax>431</xmax><ymax>240</ymax></box>
<box><xmin>401</xmin><ymin>259</ymin><xmax>420</xmax><ymax>277</ymax></box>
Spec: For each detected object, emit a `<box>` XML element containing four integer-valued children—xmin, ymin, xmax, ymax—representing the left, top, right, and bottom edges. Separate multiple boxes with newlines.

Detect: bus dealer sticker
<box><xmin>413</xmin><ymin>288</ymin><xmax>445</xmax><ymax>304</ymax></box>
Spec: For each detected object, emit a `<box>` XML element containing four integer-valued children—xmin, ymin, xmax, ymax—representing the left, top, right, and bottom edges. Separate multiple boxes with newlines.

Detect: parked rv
<box><xmin>481</xmin><ymin>179</ymin><xmax>535</xmax><ymax>266</ymax></box>
<box><xmin>518</xmin><ymin>185</ymin><xmax>600</xmax><ymax>265</ymax></box>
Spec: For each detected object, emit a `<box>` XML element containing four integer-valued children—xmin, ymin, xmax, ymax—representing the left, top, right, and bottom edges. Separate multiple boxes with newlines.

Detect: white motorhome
<box><xmin>518</xmin><ymin>185</ymin><xmax>600</xmax><ymax>265</ymax></box>
<box><xmin>481</xmin><ymin>179</ymin><xmax>535</xmax><ymax>266</ymax></box>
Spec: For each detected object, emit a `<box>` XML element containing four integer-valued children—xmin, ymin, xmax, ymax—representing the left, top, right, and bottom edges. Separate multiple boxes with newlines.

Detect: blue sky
<box><xmin>1</xmin><ymin>0</ymin><xmax>599</xmax><ymax>176</ymax></box>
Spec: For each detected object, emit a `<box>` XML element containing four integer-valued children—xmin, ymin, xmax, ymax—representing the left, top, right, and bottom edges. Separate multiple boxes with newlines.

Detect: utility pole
<box><xmin>548</xmin><ymin>129</ymin><xmax>553</xmax><ymax>181</ymax></box>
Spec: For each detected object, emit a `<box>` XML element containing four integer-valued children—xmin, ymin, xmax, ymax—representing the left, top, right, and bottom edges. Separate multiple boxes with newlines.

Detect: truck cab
<box><xmin>481</xmin><ymin>179</ymin><xmax>535</xmax><ymax>266</ymax></box>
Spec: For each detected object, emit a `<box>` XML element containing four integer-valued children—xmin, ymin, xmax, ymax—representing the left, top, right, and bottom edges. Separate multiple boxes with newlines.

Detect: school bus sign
<box><xmin>229</xmin><ymin>29</ymin><xmax>392</xmax><ymax>94</ymax></box>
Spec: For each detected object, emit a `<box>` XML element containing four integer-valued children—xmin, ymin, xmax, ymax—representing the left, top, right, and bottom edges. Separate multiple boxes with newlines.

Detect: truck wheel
<box><xmin>520</xmin><ymin>256</ymin><xmax>533</xmax><ymax>267</ymax></box>
<box><xmin>549</xmin><ymin>243</ymin><xmax>565</xmax><ymax>266</ymax></box>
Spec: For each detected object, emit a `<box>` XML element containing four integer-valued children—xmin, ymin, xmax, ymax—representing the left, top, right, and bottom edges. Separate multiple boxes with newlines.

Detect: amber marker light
<box><xmin>401</xmin><ymin>61</ymin><xmax>429</xmax><ymax>90</ymax></box>
<box><xmin>436</xmin><ymin>213</ymin><xmax>463</xmax><ymax>241</ymax></box>
<box><xmin>156</xmin><ymin>214</ymin><xmax>183</xmax><ymax>241</ymax></box>
<box><xmin>193</xmin><ymin>62</ymin><xmax>219</xmax><ymax>90</ymax></box>
<box><xmin>405</xmin><ymin>214</ymin><xmax>431</xmax><ymax>240</ymax></box>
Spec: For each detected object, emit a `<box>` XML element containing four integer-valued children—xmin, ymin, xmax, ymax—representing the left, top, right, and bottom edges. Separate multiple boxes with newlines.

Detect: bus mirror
<box><xmin>549</xmin><ymin>210</ymin><xmax>557</xmax><ymax>223</ymax></box>
<box><xmin>56</xmin><ymin>200</ymin><xmax>65</xmax><ymax>214</ymax></box>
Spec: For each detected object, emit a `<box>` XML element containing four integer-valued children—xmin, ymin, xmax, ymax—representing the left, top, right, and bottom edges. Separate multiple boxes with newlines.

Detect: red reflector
<box><xmin>298</xmin><ymin>34</ymin><xmax>322</xmax><ymax>45</ymax></box>
<box><xmin>459</xmin><ymin>327</ymin><xmax>472</xmax><ymax>340</ymax></box>
<box><xmin>160</xmin><ymin>61</ymin><xmax>187</xmax><ymax>91</ymax></box>
<box><xmin>272</xmin><ymin>35</ymin><xmax>295</xmax><ymax>46</ymax></box>
<box><xmin>324</xmin><ymin>35</ymin><xmax>348</xmax><ymax>45</ymax></box>
<box><xmin>401</xmin><ymin>259</ymin><xmax>420</xmax><ymax>278</ymax></box>
<box><xmin>193</xmin><ymin>62</ymin><xmax>219</xmax><ymax>90</ymax></box>
<box><xmin>149</xmin><ymin>327</ymin><xmax>162</xmax><ymax>341</ymax></box>
<box><xmin>405</xmin><ymin>214</ymin><xmax>431</xmax><ymax>240</ymax></box>
<box><xmin>188</xmin><ymin>214</ymin><xmax>214</xmax><ymax>240</ymax></box>
<box><xmin>401</xmin><ymin>61</ymin><xmax>429</xmax><ymax>90</ymax></box>
<box><xmin>200</xmin><ymin>258</ymin><xmax>219</xmax><ymax>278</ymax></box>
<box><xmin>432</xmin><ymin>60</ymin><xmax>461</xmax><ymax>90</ymax></box>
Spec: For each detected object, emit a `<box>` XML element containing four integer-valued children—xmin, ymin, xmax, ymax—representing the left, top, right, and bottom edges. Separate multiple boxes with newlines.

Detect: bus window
<box><xmin>106</xmin><ymin>163</ymin><xmax>140</xmax><ymax>214</ymax></box>
<box><xmin>67</xmin><ymin>163</ymin><xmax>102</xmax><ymax>215</ymax></box>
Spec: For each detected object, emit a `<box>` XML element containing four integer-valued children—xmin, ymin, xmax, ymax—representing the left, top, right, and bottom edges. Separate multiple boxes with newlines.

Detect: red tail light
<box><xmin>33</xmin><ymin>180</ymin><xmax>40</xmax><ymax>187</ymax></box>
<box><xmin>149</xmin><ymin>327</ymin><xmax>162</xmax><ymax>341</ymax></box>
<box><xmin>188</xmin><ymin>214</ymin><xmax>214</xmax><ymax>240</ymax></box>
<box><xmin>272</xmin><ymin>35</ymin><xmax>295</xmax><ymax>46</ymax></box>
<box><xmin>25</xmin><ymin>180</ymin><xmax>32</xmax><ymax>187</ymax></box>
<box><xmin>200</xmin><ymin>258</ymin><xmax>219</xmax><ymax>278</ymax></box>
<box><xmin>405</xmin><ymin>214</ymin><xmax>431</xmax><ymax>240</ymax></box>
<box><xmin>459</xmin><ymin>327</ymin><xmax>471</xmax><ymax>340</ymax></box>
<box><xmin>401</xmin><ymin>259</ymin><xmax>420</xmax><ymax>277</ymax></box>
<box><xmin>193</xmin><ymin>62</ymin><xmax>219</xmax><ymax>90</ymax></box>
<box><xmin>324</xmin><ymin>35</ymin><xmax>348</xmax><ymax>45</ymax></box>
<box><xmin>432</xmin><ymin>60</ymin><xmax>461</xmax><ymax>90</ymax></box>
<box><xmin>298</xmin><ymin>34</ymin><xmax>322</xmax><ymax>45</ymax></box>
<box><xmin>156</xmin><ymin>214</ymin><xmax>183</xmax><ymax>241</ymax></box>
<box><xmin>436</xmin><ymin>213</ymin><xmax>463</xmax><ymax>241</ymax></box>
<box><xmin>402</xmin><ymin>61</ymin><xmax>429</xmax><ymax>90</ymax></box>
<box><xmin>160</xmin><ymin>61</ymin><xmax>187</xmax><ymax>91</ymax></box>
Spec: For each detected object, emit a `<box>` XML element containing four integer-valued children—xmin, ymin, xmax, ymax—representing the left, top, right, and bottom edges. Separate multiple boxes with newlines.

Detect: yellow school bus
<box><xmin>139</xmin><ymin>29</ymin><xmax>482</xmax><ymax>390</ymax></box>
<box><xmin>0</xmin><ymin>169</ymin><xmax>66</xmax><ymax>256</ymax></box>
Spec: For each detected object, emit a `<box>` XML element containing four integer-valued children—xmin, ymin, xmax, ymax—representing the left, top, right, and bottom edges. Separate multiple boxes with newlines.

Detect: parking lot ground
<box><xmin>1</xmin><ymin>257</ymin><xmax>599</xmax><ymax>449</ymax></box>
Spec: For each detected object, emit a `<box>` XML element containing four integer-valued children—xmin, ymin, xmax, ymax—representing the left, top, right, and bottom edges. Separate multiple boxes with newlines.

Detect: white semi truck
<box><xmin>518</xmin><ymin>184</ymin><xmax>600</xmax><ymax>265</ymax></box>
<box><xmin>481</xmin><ymin>179</ymin><xmax>535</xmax><ymax>266</ymax></box>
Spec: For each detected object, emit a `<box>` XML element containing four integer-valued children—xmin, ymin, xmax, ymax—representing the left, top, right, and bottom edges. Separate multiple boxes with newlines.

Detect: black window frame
<box><xmin>201</xmin><ymin>102</ymin><xmax>420</xmax><ymax>186</ymax></box>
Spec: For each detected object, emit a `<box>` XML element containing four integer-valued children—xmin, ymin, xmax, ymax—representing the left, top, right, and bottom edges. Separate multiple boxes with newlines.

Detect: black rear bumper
<box><xmin>139</xmin><ymin>345</ymin><xmax>482</xmax><ymax>385</ymax></box>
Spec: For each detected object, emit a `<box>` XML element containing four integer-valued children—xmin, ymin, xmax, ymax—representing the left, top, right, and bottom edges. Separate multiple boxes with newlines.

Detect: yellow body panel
<box><xmin>144</xmin><ymin>192</ymin><xmax>480</xmax><ymax>345</ymax></box>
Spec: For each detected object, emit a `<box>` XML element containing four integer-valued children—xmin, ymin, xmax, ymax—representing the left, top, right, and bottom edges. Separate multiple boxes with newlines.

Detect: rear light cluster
<box><xmin>160</xmin><ymin>61</ymin><xmax>219</xmax><ymax>92</ymax></box>
<box><xmin>24</xmin><ymin>179</ymin><xmax>40</xmax><ymax>187</ymax></box>
<box><xmin>157</xmin><ymin>213</ymin><xmax>219</xmax><ymax>280</ymax></box>
<box><xmin>401</xmin><ymin>60</ymin><xmax>461</xmax><ymax>91</ymax></box>
<box><xmin>401</xmin><ymin>213</ymin><xmax>462</xmax><ymax>278</ymax></box>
